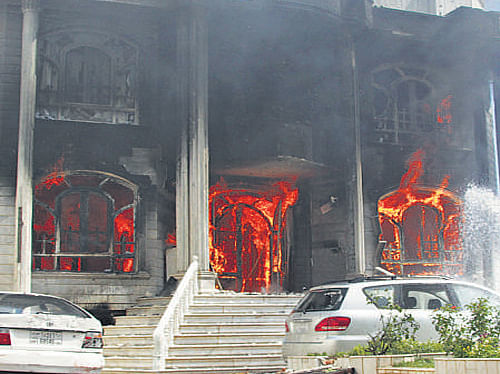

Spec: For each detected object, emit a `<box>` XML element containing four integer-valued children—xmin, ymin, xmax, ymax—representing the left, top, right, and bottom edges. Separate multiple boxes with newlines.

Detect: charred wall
<box><xmin>29</xmin><ymin>1</ymin><xmax>177</xmax><ymax>309</ymax></box>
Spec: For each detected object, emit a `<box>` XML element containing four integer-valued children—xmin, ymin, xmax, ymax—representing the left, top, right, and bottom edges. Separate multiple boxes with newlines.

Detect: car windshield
<box><xmin>0</xmin><ymin>293</ymin><xmax>89</xmax><ymax>317</ymax></box>
<box><xmin>294</xmin><ymin>288</ymin><xmax>347</xmax><ymax>312</ymax></box>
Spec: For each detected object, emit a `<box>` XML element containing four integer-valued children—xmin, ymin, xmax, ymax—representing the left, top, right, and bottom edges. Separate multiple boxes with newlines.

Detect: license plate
<box><xmin>30</xmin><ymin>330</ymin><xmax>62</xmax><ymax>345</ymax></box>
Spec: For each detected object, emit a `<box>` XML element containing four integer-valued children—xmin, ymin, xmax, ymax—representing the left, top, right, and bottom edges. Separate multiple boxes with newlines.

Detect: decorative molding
<box><xmin>21</xmin><ymin>0</ymin><xmax>39</xmax><ymax>13</ymax></box>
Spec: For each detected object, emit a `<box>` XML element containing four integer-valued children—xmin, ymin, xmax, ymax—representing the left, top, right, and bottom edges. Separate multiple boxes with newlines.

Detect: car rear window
<box><xmin>293</xmin><ymin>288</ymin><xmax>347</xmax><ymax>312</ymax></box>
<box><xmin>0</xmin><ymin>293</ymin><xmax>89</xmax><ymax>318</ymax></box>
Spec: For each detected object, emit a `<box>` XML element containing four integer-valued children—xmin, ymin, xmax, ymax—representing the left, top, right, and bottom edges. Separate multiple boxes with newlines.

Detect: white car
<box><xmin>0</xmin><ymin>292</ymin><xmax>104</xmax><ymax>373</ymax></box>
<box><xmin>283</xmin><ymin>276</ymin><xmax>500</xmax><ymax>357</ymax></box>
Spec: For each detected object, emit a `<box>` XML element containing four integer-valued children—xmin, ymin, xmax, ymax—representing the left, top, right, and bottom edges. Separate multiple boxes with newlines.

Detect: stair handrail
<box><xmin>153</xmin><ymin>256</ymin><xmax>199</xmax><ymax>370</ymax></box>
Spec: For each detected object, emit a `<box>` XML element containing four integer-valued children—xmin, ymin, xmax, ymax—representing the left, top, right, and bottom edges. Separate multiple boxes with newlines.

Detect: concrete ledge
<box><xmin>434</xmin><ymin>357</ymin><xmax>500</xmax><ymax>374</ymax></box>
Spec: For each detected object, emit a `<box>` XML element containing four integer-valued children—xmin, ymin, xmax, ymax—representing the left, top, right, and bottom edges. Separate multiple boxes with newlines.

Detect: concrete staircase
<box><xmin>101</xmin><ymin>291</ymin><xmax>302</xmax><ymax>374</ymax></box>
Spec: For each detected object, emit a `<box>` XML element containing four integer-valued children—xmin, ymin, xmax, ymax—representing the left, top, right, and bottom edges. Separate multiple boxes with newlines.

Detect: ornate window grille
<box><xmin>33</xmin><ymin>172</ymin><xmax>137</xmax><ymax>273</ymax></box>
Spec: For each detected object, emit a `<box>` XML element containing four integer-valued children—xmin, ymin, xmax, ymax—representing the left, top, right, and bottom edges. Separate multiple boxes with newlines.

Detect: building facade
<box><xmin>1</xmin><ymin>0</ymin><xmax>500</xmax><ymax>314</ymax></box>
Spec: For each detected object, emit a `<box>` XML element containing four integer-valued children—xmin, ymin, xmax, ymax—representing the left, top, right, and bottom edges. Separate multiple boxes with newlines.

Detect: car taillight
<box><xmin>82</xmin><ymin>332</ymin><xmax>103</xmax><ymax>349</ymax></box>
<box><xmin>315</xmin><ymin>317</ymin><xmax>351</xmax><ymax>332</ymax></box>
<box><xmin>285</xmin><ymin>321</ymin><xmax>289</xmax><ymax>332</ymax></box>
<box><xmin>0</xmin><ymin>328</ymin><xmax>11</xmax><ymax>345</ymax></box>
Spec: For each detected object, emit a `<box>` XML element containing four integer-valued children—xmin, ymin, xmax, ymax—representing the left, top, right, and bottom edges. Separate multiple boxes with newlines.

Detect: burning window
<box><xmin>33</xmin><ymin>172</ymin><xmax>137</xmax><ymax>273</ymax></box>
<box><xmin>209</xmin><ymin>181</ymin><xmax>298</xmax><ymax>293</ymax></box>
<box><xmin>378</xmin><ymin>150</ymin><xmax>463</xmax><ymax>276</ymax></box>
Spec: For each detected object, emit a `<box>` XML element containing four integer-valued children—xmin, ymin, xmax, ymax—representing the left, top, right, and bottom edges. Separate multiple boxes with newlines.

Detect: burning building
<box><xmin>1</xmin><ymin>0</ymin><xmax>500</xmax><ymax>313</ymax></box>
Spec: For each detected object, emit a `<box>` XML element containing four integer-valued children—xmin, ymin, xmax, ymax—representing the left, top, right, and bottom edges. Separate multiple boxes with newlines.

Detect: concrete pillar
<box><xmin>175</xmin><ymin>3</ymin><xmax>212</xmax><ymax>284</ymax></box>
<box><xmin>14</xmin><ymin>0</ymin><xmax>39</xmax><ymax>293</ymax></box>
<box><xmin>484</xmin><ymin>79</ymin><xmax>499</xmax><ymax>289</ymax></box>
<box><xmin>351</xmin><ymin>38</ymin><xmax>366</xmax><ymax>276</ymax></box>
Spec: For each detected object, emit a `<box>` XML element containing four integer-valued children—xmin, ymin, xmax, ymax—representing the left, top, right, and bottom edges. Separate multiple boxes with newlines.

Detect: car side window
<box><xmin>452</xmin><ymin>284</ymin><xmax>500</xmax><ymax>307</ymax></box>
<box><xmin>363</xmin><ymin>285</ymin><xmax>395</xmax><ymax>309</ymax></box>
<box><xmin>401</xmin><ymin>284</ymin><xmax>453</xmax><ymax>310</ymax></box>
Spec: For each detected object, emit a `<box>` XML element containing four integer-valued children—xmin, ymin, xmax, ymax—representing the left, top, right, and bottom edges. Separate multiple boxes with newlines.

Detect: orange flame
<box><xmin>437</xmin><ymin>95</ymin><xmax>452</xmax><ymax>125</ymax></box>
<box><xmin>209</xmin><ymin>179</ymin><xmax>298</xmax><ymax>292</ymax></box>
<box><xmin>36</xmin><ymin>156</ymin><xmax>66</xmax><ymax>191</ymax></box>
<box><xmin>378</xmin><ymin>149</ymin><xmax>463</xmax><ymax>276</ymax></box>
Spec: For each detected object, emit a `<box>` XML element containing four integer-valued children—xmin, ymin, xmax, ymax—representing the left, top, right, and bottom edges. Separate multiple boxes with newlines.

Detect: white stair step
<box><xmin>101</xmin><ymin>370</ymin><xmax>157</xmax><ymax>374</ymax></box>
<box><xmin>114</xmin><ymin>315</ymin><xmax>161</xmax><ymax>326</ymax></box>
<box><xmin>179</xmin><ymin>321</ymin><xmax>285</xmax><ymax>334</ymax></box>
<box><xmin>164</xmin><ymin>354</ymin><xmax>284</xmax><ymax>368</ymax></box>
<box><xmin>162</xmin><ymin>365</ymin><xmax>286</xmax><ymax>373</ymax></box>
<box><xmin>196</xmin><ymin>293</ymin><xmax>302</xmax><ymax>305</ymax></box>
<box><xmin>103</xmin><ymin>334</ymin><xmax>153</xmax><ymax>346</ymax></box>
<box><xmin>189</xmin><ymin>303</ymin><xmax>294</xmax><ymax>313</ymax></box>
<box><xmin>168</xmin><ymin>343</ymin><xmax>283</xmax><ymax>356</ymax></box>
<box><xmin>102</xmin><ymin>367</ymin><xmax>284</xmax><ymax>374</ymax></box>
<box><xmin>184</xmin><ymin>312</ymin><xmax>288</xmax><ymax>324</ymax></box>
<box><xmin>135</xmin><ymin>296</ymin><xmax>172</xmax><ymax>307</ymax></box>
<box><xmin>174</xmin><ymin>332</ymin><xmax>284</xmax><ymax>345</ymax></box>
<box><xmin>104</xmin><ymin>356</ymin><xmax>153</xmax><ymax>369</ymax></box>
<box><xmin>126</xmin><ymin>305</ymin><xmax>166</xmax><ymax>316</ymax></box>
<box><xmin>104</xmin><ymin>325</ymin><xmax>156</xmax><ymax>336</ymax></box>
<box><xmin>104</xmin><ymin>345</ymin><xmax>153</xmax><ymax>357</ymax></box>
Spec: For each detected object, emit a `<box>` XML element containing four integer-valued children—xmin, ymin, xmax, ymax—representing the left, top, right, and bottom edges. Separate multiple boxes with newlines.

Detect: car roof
<box><xmin>0</xmin><ymin>291</ymin><xmax>87</xmax><ymax>308</ymax></box>
<box><xmin>308</xmin><ymin>276</ymin><xmax>494</xmax><ymax>292</ymax></box>
<box><xmin>0</xmin><ymin>291</ymin><xmax>69</xmax><ymax>300</ymax></box>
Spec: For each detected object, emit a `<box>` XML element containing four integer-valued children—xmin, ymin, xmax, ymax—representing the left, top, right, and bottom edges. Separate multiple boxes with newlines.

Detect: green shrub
<box><xmin>432</xmin><ymin>298</ymin><xmax>500</xmax><ymax>358</ymax></box>
<box><xmin>365</xmin><ymin>303</ymin><xmax>420</xmax><ymax>355</ymax></box>
<box><xmin>335</xmin><ymin>339</ymin><xmax>444</xmax><ymax>357</ymax></box>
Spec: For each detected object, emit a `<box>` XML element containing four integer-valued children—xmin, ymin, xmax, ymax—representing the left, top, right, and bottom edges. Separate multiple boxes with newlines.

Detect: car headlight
<box><xmin>82</xmin><ymin>332</ymin><xmax>103</xmax><ymax>348</ymax></box>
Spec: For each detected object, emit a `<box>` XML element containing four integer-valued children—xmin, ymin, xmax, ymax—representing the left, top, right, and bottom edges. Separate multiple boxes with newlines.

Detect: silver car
<box><xmin>0</xmin><ymin>292</ymin><xmax>104</xmax><ymax>373</ymax></box>
<box><xmin>282</xmin><ymin>277</ymin><xmax>500</xmax><ymax>357</ymax></box>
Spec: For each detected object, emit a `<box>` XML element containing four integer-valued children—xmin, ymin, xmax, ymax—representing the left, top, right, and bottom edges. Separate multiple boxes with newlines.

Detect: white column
<box><xmin>175</xmin><ymin>4</ymin><xmax>211</xmax><ymax>280</ymax></box>
<box><xmin>351</xmin><ymin>39</ymin><xmax>366</xmax><ymax>276</ymax></box>
<box><xmin>14</xmin><ymin>0</ymin><xmax>39</xmax><ymax>293</ymax></box>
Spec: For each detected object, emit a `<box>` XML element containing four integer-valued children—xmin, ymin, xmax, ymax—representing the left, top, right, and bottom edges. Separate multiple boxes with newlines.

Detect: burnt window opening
<box><xmin>36</xmin><ymin>32</ymin><xmax>138</xmax><ymax>125</ymax></box>
<box><xmin>65</xmin><ymin>47</ymin><xmax>111</xmax><ymax>105</ymax></box>
<box><xmin>372</xmin><ymin>66</ymin><xmax>435</xmax><ymax>145</ymax></box>
<box><xmin>33</xmin><ymin>173</ymin><xmax>137</xmax><ymax>273</ymax></box>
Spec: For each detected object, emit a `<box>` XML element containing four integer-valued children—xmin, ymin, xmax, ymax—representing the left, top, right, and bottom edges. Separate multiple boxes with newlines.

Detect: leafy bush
<box><xmin>363</xmin><ymin>303</ymin><xmax>420</xmax><ymax>355</ymax></box>
<box><xmin>335</xmin><ymin>339</ymin><xmax>444</xmax><ymax>357</ymax></box>
<box><xmin>432</xmin><ymin>298</ymin><xmax>500</xmax><ymax>358</ymax></box>
<box><xmin>333</xmin><ymin>302</ymin><xmax>422</xmax><ymax>357</ymax></box>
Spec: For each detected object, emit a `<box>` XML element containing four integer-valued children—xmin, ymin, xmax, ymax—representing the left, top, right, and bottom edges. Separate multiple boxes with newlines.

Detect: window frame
<box><xmin>33</xmin><ymin>172</ymin><xmax>138</xmax><ymax>274</ymax></box>
<box><xmin>371</xmin><ymin>65</ymin><xmax>437</xmax><ymax>145</ymax></box>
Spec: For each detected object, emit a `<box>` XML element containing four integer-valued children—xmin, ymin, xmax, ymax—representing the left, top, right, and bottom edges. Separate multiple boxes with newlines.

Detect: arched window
<box><xmin>36</xmin><ymin>31</ymin><xmax>138</xmax><ymax>124</ymax></box>
<box><xmin>33</xmin><ymin>172</ymin><xmax>137</xmax><ymax>273</ymax></box>
<box><xmin>371</xmin><ymin>66</ymin><xmax>435</xmax><ymax>144</ymax></box>
<box><xmin>65</xmin><ymin>47</ymin><xmax>111</xmax><ymax>105</ymax></box>
<box><xmin>378</xmin><ymin>187</ymin><xmax>463</xmax><ymax>276</ymax></box>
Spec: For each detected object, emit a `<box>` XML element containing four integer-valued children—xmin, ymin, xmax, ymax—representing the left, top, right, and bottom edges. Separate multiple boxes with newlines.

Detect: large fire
<box><xmin>33</xmin><ymin>172</ymin><xmax>135</xmax><ymax>273</ymax></box>
<box><xmin>378</xmin><ymin>150</ymin><xmax>463</xmax><ymax>276</ymax></box>
<box><xmin>209</xmin><ymin>180</ymin><xmax>298</xmax><ymax>293</ymax></box>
